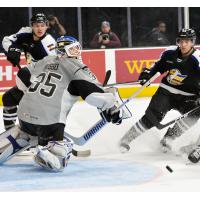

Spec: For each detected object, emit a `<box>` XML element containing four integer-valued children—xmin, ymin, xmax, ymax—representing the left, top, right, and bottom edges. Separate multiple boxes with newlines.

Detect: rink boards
<box><xmin>0</xmin><ymin>46</ymin><xmax>170</xmax><ymax>106</ymax></box>
<box><xmin>0</xmin><ymin>85</ymin><xmax>158</xmax><ymax>106</ymax></box>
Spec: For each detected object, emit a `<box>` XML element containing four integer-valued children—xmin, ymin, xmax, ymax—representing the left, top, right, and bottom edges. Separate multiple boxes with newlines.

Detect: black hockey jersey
<box><xmin>2</xmin><ymin>27</ymin><xmax>56</xmax><ymax>62</ymax></box>
<box><xmin>150</xmin><ymin>46</ymin><xmax>200</xmax><ymax>96</ymax></box>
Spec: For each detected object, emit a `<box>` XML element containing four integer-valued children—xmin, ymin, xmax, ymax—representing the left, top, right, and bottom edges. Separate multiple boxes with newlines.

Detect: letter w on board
<box><xmin>124</xmin><ymin>60</ymin><xmax>156</xmax><ymax>74</ymax></box>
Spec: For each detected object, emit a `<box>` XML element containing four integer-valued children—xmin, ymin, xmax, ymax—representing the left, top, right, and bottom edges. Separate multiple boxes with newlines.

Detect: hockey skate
<box><xmin>160</xmin><ymin>127</ymin><xmax>174</xmax><ymax>153</ymax></box>
<box><xmin>160</xmin><ymin>122</ymin><xmax>185</xmax><ymax>153</ymax></box>
<box><xmin>119</xmin><ymin>126</ymin><xmax>140</xmax><ymax>153</ymax></box>
<box><xmin>188</xmin><ymin>145</ymin><xmax>200</xmax><ymax>163</ymax></box>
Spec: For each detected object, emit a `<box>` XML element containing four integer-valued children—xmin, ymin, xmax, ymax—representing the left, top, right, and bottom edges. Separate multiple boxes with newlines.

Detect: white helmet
<box><xmin>56</xmin><ymin>36</ymin><xmax>82</xmax><ymax>57</ymax></box>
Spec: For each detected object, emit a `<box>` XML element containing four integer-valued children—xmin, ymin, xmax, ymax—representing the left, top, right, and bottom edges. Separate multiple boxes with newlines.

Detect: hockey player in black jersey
<box><xmin>1</xmin><ymin>13</ymin><xmax>56</xmax><ymax>130</ymax></box>
<box><xmin>119</xmin><ymin>28</ymin><xmax>200</xmax><ymax>153</ymax></box>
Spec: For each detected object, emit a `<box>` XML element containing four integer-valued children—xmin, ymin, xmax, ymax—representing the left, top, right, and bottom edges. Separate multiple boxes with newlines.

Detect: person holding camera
<box><xmin>90</xmin><ymin>21</ymin><xmax>121</xmax><ymax>49</ymax></box>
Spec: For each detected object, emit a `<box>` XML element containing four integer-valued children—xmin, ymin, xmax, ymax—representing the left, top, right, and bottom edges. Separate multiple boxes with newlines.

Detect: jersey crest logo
<box><xmin>167</xmin><ymin>69</ymin><xmax>187</xmax><ymax>86</ymax></box>
<box><xmin>177</xmin><ymin>58</ymin><xmax>182</xmax><ymax>62</ymax></box>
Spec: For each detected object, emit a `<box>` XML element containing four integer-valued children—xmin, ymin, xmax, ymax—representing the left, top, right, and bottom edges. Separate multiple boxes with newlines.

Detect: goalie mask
<box><xmin>56</xmin><ymin>36</ymin><xmax>82</xmax><ymax>57</ymax></box>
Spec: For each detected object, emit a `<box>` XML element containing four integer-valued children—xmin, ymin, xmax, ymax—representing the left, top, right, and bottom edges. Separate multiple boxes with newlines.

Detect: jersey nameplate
<box><xmin>45</xmin><ymin>63</ymin><xmax>59</xmax><ymax>71</ymax></box>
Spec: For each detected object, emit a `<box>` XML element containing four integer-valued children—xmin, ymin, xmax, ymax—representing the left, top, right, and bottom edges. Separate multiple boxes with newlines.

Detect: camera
<box><xmin>102</xmin><ymin>34</ymin><xmax>109</xmax><ymax>40</ymax></box>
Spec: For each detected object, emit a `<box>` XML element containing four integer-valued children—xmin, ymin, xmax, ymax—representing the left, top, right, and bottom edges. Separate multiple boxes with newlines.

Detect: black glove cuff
<box><xmin>9</xmin><ymin>47</ymin><xmax>21</xmax><ymax>53</ymax></box>
<box><xmin>100</xmin><ymin>110</ymin><xmax>111</xmax><ymax>122</ymax></box>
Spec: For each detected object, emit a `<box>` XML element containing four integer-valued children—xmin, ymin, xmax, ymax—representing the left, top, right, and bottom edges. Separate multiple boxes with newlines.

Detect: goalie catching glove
<box><xmin>99</xmin><ymin>87</ymin><xmax>132</xmax><ymax>125</ymax></box>
<box><xmin>100</xmin><ymin>105</ymin><xmax>122</xmax><ymax>125</ymax></box>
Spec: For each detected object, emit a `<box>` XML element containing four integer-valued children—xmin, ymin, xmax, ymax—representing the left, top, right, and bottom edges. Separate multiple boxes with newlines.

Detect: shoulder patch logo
<box><xmin>167</xmin><ymin>69</ymin><xmax>187</xmax><ymax>86</ymax></box>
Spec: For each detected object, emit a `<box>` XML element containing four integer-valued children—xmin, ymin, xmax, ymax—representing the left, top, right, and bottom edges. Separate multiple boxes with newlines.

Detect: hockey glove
<box><xmin>100</xmin><ymin>106</ymin><xmax>122</xmax><ymax>125</ymax></box>
<box><xmin>138</xmin><ymin>68</ymin><xmax>152</xmax><ymax>85</ymax></box>
<box><xmin>7</xmin><ymin>48</ymin><xmax>21</xmax><ymax>67</ymax></box>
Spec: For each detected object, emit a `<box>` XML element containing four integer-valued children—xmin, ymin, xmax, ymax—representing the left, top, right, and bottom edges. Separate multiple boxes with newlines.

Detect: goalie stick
<box><xmin>0</xmin><ymin>126</ymin><xmax>89</xmax><ymax>158</ymax></box>
<box><xmin>65</xmin><ymin>72</ymin><xmax>161</xmax><ymax>146</ymax></box>
<box><xmin>156</xmin><ymin>105</ymin><xmax>200</xmax><ymax>130</ymax></box>
<box><xmin>103</xmin><ymin>70</ymin><xmax>111</xmax><ymax>87</ymax></box>
<box><xmin>67</xmin><ymin>70</ymin><xmax>112</xmax><ymax>156</ymax></box>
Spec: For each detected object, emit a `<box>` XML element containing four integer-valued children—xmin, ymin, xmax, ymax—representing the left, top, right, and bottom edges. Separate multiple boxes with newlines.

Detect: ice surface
<box><xmin>1</xmin><ymin>97</ymin><xmax>200</xmax><ymax>192</ymax></box>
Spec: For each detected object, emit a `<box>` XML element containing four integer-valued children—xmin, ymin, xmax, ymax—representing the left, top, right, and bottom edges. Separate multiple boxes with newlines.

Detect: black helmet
<box><xmin>177</xmin><ymin>28</ymin><xmax>196</xmax><ymax>44</ymax></box>
<box><xmin>31</xmin><ymin>13</ymin><xmax>48</xmax><ymax>25</ymax></box>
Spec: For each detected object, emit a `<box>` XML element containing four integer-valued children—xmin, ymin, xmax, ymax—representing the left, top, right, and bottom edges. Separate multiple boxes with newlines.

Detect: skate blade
<box><xmin>119</xmin><ymin>143</ymin><xmax>130</xmax><ymax>154</ymax></box>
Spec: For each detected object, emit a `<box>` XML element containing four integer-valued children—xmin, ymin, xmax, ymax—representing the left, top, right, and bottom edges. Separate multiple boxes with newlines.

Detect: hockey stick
<box><xmin>114</xmin><ymin>72</ymin><xmax>160</xmax><ymax>113</ymax></box>
<box><xmin>64</xmin><ymin>119</ymin><xmax>107</xmax><ymax>146</ymax></box>
<box><xmin>65</xmin><ymin>72</ymin><xmax>161</xmax><ymax>146</ymax></box>
<box><xmin>105</xmin><ymin>81</ymin><xmax>140</xmax><ymax>87</ymax></box>
<box><xmin>72</xmin><ymin>149</ymin><xmax>91</xmax><ymax>157</ymax></box>
<box><xmin>68</xmin><ymin>70</ymin><xmax>112</xmax><ymax>156</ymax></box>
<box><xmin>156</xmin><ymin>105</ymin><xmax>200</xmax><ymax>130</ymax></box>
<box><xmin>103</xmin><ymin>70</ymin><xmax>111</xmax><ymax>86</ymax></box>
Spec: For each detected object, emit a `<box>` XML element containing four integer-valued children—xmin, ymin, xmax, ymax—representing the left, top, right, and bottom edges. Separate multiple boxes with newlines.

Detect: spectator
<box><xmin>144</xmin><ymin>21</ymin><xmax>170</xmax><ymax>46</ymax></box>
<box><xmin>47</xmin><ymin>15</ymin><xmax>66</xmax><ymax>39</ymax></box>
<box><xmin>90</xmin><ymin>21</ymin><xmax>121</xmax><ymax>49</ymax></box>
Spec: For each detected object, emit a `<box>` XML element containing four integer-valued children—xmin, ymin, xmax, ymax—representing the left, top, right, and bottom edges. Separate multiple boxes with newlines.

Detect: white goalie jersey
<box><xmin>17</xmin><ymin>55</ymin><xmax>107</xmax><ymax>125</ymax></box>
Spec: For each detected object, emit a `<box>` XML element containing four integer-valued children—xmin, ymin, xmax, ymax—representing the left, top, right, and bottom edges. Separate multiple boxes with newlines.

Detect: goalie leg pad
<box><xmin>0</xmin><ymin>135</ymin><xmax>31</xmax><ymax>164</ymax></box>
<box><xmin>0</xmin><ymin>125</ymin><xmax>39</xmax><ymax>163</ymax></box>
<box><xmin>34</xmin><ymin>139</ymin><xmax>74</xmax><ymax>172</ymax></box>
<box><xmin>0</xmin><ymin>126</ymin><xmax>38</xmax><ymax>153</ymax></box>
<box><xmin>0</xmin><ymin>126</ymin><xmax>20</xmax><ymax>153</ymax></box>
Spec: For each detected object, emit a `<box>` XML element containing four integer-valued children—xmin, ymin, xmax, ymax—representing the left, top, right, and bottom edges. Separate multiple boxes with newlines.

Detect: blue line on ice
<box><xmin>0</xmin><ymin>159</ymin><xmax>159</xmax><ymax>191</ymax></box>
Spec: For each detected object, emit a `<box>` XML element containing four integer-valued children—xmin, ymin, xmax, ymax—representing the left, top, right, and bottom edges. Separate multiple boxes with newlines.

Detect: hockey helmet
<box><xmin>176</xmin><ymin>28</ymin><xmax>196</xmax><ymax>44</ymax></box>
<box><xmin>56</xmin><ymin>36</ymin><xmax>82</xmax><ymax>57</ymax></box>
<box><xmin>31</xmin><ymin>13</ymin><xmax>48</xmax><ymax>25</ymax></box>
